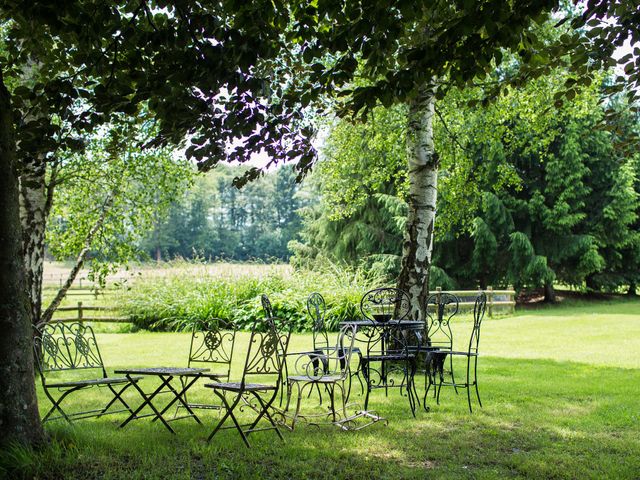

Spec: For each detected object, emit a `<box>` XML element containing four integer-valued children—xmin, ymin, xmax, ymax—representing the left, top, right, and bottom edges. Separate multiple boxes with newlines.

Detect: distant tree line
<box><xmin>141</xmin><ymin>164</ymin><xmax>304</xmax><ymax>261</ymax></box>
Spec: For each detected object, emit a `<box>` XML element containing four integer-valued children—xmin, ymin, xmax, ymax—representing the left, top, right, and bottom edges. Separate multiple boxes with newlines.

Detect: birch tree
<box><xmin>282</xmin><ymin>0</ymin><xmax>561</xmax><ymax>318</ymax></box>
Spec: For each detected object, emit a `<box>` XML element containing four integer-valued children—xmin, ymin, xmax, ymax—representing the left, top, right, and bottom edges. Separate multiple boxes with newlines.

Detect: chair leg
<box><xmin>42</xmin><ymin>387</ymin><xmax>77</xmax><ymax>423</ymax></box>
<box><xmin>329</xmin><ymin>384</ymin><xmax>337</xmax><ymax>422</ymax></box>
<box><xmin>466</xmin><ymin>356</ymin><xmax>473</xmax><ymax>413</ymax></box>
<box><xmin>362</xmin><ymin>360</ymin><xmax>371</xmax><ymax>410</ymax></box>
<box><xmin>208</xmin><ymin>392</ymin><xmax>249</xmax><ymax>448</ymax></box>
<box><xmin>436</xmin><ymin>361</ymin><xmax>444</xmax><ymax>405</ymax></box>
<box><xmin>449</xmin><ymin>353</ymin><xmax>459</xmax><ymax>395</ymax></box>
<box><xmin>335</xmin><ymin>383</ymin><xmax>348</xmax><ymax>420</ymax></box>
<box><xmin>474</xmin><ymin>356</ymin><xmax>482</xmax><ymax>408</ymax></box>
<box><xmin>248</xmin><ymin>392</ymin><xmax>284</xmax><ymax>442</ymax></box>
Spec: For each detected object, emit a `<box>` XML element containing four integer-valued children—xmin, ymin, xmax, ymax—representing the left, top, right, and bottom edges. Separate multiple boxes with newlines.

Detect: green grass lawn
<box><xmin>3</xmin><ymin>298</ymin><xmax>640</xmax><ymax>479</ymax></box>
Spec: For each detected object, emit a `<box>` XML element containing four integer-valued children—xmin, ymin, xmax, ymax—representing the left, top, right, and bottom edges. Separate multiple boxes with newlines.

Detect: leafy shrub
<box><xmin>117</xmin><ymin>260</ymin><xmax>385</xmax><ymax>332</ymax></box>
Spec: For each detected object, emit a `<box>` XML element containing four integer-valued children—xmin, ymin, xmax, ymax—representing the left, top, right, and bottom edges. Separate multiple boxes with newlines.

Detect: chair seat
<box><xmin>287</xmin><ymin>374</ymin><xmax>343</xmax><ymax>384</ymax></box>
<box><xmin>45</xmin><ymin>376</ymin><xmax>142</xmax><ymax>388</ymax></box>
<box><xmin>430</xmin><ymin>350</ymin><xmax>477</xmax><ymax>357</ymax></box>
<box><xmin>363</xmin><ymin>353</ymin><xmax>415</xmax><ymax>361</ymax></box>
<box><xmin>180</xmin><ymin>372</ymin><xmax>228</xmax><ymax>379</ymax></box>
<box><xmin>203</xmin><ymin>382</ymin><xmax>277</xmax><ymax>392</ymax></box>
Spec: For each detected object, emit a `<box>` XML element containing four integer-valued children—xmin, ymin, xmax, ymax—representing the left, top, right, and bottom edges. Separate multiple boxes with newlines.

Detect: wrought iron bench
<box><xmin>34</xmin><ymin>321</ymin><xmax>141</xmax><ymax>423</ymax></box>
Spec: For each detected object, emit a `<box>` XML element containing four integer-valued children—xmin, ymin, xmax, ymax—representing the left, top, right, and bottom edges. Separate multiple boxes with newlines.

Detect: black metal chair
<box><xmin>285</xmin><ymin>323</ymin><xmax>357</xmax><ymax>429</ymax></box>
<box><xmin>33</xmin><ymin>321</ymin><xmax>140</xmax><ymax>423</ymax></box>
<box><xmin>358</xmin><ymin>287</ymin><xmax>419</xmax><ymax>416</ymax></box>
<box><xmin>174</xmin><ymin>318</ymin><xmax>237</xmax><ymax>416</ymax></box>
<box><xmin>431</xmin><ymin>292</ymin><xmax>487</xmax><ymax>413</ymax></box>
<box><xmin>204</xmin><ymin>317</ymin><xmax>291</xmax><ymax>448</ymax></box>
<box><xmin>422</xmin><ymin>292</ymin><xmax>460</xmax><ymax>407</ymax></box>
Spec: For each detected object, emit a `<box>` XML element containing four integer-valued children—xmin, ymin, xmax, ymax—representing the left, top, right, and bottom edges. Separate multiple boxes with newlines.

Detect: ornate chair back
<box><xmin>33</xmin><ymin>321</ymin><xmax>107</xmax><ymax>383</ymax></box>
<box><xmin>240</xmin><ymin>318</ymin><xmax>291</xmax><ymax>389</ymax></box>
<box><xmin>360</xmin><ymin>287</ymin><xmax>411</xmax><ymax>323</ymax></box>
<box><xmin>425</xmin><ymin>293</ymin><xmax>459</xmax><ymax>350</ymax></box>
<box><xmin>307</xmin><ymin>292</ymin><xmax>329</xmax><ymax>351</ymax></box>
<box><xmin>294</xmin><ymin>324</ymin><xmax>357</xmax><ymax>381</ymax></box>
<box><xmin>468</xmin><ymin>292</ymin><xmax>488</xmax><ymax>354</ymax></box>
<box><xmin>360</xmin><ymin>287</ymin><xmax>412</xmax><ymax>354</ymax></box>
<box><xmin>187</xmin><ymin>318</ymin><xmax>236</xmax><ymax>379</ymax></box>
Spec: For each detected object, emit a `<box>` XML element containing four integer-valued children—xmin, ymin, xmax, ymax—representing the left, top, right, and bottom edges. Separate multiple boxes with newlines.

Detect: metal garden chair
<box><xmin>358</xmin><ymin>287</ymin><xmax>419</xmax><ymax>416</ymax></box>
<box><xmin>422</xmin><ymin>292</ymin><xmax>460</xmax><ymax>408</ymax></box>
<box><xmin>285</xmin><ymin>323</ymin><xmax>357</xmax><ymax>429</ymax></box>
<box><xmin>204</xmin><ymin>317</ymin><xmax>291</xmax><ymax>448</ymax></box>
<box><xmin>33</xmin><ymin>321</ymin><xmax>140</xmax><ymax>423</ymax></box>
<box><xmin>431</xmin><ymin>292</ymin><xmax>487</xmax><ymax>413</ymax></box>
<box><xmin>174</xmin><ymin>318</ymin><xmax>237</xmax><ymax>417</ymax></box>
<box><xmin>279</xmin><ymin>293</ymin><xmax>331</xmax><ymax>405</ymax></box>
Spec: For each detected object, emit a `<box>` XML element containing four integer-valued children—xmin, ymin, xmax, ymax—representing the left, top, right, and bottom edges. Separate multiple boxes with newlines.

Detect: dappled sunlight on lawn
<box><xmin>17</xmin><ymin>300</ymin><xmax>640</xmax><ymax>479</ymax></box>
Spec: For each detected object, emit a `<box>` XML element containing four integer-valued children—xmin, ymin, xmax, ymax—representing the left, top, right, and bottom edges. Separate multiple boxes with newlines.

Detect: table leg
<box><xmin>152</xmin><ymin>376</ymin><xmax>202</xmax><ymax>424</ymax></box>
<box><xmin>119</xmin><ymin>375</ymin><xmax>176</xmax><ymax>434</ymax></box>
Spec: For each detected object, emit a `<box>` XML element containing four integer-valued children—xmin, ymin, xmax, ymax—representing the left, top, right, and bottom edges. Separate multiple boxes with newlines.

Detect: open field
<box><xmin>3</xmin><ymin>297</ymin><xmax>639</xmax><ymax>479</ymax></box>
<box><xmin>42</xmin><ymin>260</ymin><xmax>293</xmax><ymax>285</ymax></box>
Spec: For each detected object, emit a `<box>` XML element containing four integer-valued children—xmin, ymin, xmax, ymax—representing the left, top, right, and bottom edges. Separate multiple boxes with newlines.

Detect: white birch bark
<box><xmin>17</xmin><ymin>57</ymin><xmax>51</xmax><ymax>325</ymax></box>
<box><xmin>397</xmin><ymin>82</ymin><xmax>438</xmax><ymax>321</ymax></box>
<box><xmin>19</xmin><ymin>154</ymin><xmax>49</xmax><ymax>325</ymax></box>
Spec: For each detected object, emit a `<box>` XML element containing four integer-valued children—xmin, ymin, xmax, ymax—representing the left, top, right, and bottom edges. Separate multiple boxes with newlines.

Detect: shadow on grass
<box><xmin>3</xmin><ymin>357</ymin><xmax>639</xmax><ymax>480</ymax></box>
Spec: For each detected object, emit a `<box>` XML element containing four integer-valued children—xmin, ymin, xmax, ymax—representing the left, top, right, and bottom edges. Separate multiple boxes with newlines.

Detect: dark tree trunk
<box><xmin>0</xmin><ymin>69</ymin><xmax>45</xmax><ymax>447</ymax></box>
<box><xmin>585</xmin><ymin>275</ymin><xmax>598</xmax><ymax>292</ymax></box>
<box><xmin>628</xmin><ymin>283</ymin><xmax>637</xmax><ymax>296</ymax></box>
<box><xmin>543</xmin><ymin>281</ymin><xmax>556</xmax><ymax>303</ymax></box>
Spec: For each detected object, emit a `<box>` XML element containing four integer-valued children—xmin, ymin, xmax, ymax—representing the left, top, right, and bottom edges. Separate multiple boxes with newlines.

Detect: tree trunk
<box><xmin>543</xmin><ymin>281</ymin><xmax>556</xmax><ymax>303</ymax></box>
<box><xmin>627</xmin><ymin>283</ymin><xmax>636</xmax><ymax>296</ymax></box>
<box><xmin>397</xmin><ymin>83</ymin><xmax>438</xmax><ymax>321</ymax></box>
<box><xmin>19</xmin><ymin>154</ymin><xmax>49</xmax><ymax>325</ymax></box>
<box><xmin>0</xmin><ymin>69</ymin><xmax>45</xmax><ymax>447</ymax></box>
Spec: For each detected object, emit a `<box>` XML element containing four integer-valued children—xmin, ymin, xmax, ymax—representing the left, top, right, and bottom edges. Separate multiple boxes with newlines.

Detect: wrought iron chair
<box><xmin>174</xmin><ymin>318</ymin><xmax>237</xmax><ymax>417</ymax></box>
<box><xmin>204</xmin><ymin>317</ymin><xmax>291</xmax><ymax>448</ymax></box>
<box><xmin>422</xmin><ymin>292</ymin><xmax>460</xmax><ymax>408</ymax></box>
<box><xmin>285</xmin><ymin>323</ymin><xmax>357</xmax><ymax>429</ymax></box>
<box><xmin>358</xmin><ymin>287</ymin><xmax>419</xmax><ymax>416</ymax></box>
<box><xmin>33</xmin><ymin>321</ymin><xmax>140</xmax><ymax>423</ymax></box>
<box><xmin>279</xmin><ymin>293</ymin><xmax>331</xmax><ymax>403</ymax></box>
<box><xmin>431</xmin><ymin>292</ymin><xmax>487</xmax><ymax>413</ymax></box>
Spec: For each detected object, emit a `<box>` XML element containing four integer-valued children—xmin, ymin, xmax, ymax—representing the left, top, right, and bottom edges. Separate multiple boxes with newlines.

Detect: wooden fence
<box><xmin>53</xmin><ymin>301</ymin><xmax>129</xmax><ymax>323</ymax></box>
<box><xmin>433</xmin><ymin>286</ymin><xmax>516</xmax><ymax>316</ymax></box>
<box><xmin>49</xmin><ymin>285</ymin><xmax>515</xmax><ymax>324</ymax></box>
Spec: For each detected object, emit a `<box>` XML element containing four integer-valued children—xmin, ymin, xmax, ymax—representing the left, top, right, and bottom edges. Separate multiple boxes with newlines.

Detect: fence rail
<box><xmin>434</xmin><ymin>286</ymin><xmax>515</xmax><ymax>316</ymax></box>
<box><xmin>50</xmin><ymin>286</ymin><xmax>514</xmax><ymax>325</ymax></box>
<box><xmin>53</xmin><ymin>302</ymin><xmax>130</xmax><ymax>323</ymax></box>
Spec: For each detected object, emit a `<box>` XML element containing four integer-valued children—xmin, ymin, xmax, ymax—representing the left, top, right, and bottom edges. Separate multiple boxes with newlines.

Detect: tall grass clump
<box><xmin>117</xmin><ymin>259</ymin><xmax>386</xmax><ymax>331</ymax></box>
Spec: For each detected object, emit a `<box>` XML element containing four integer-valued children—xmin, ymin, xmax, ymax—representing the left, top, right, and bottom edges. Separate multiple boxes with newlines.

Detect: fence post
<box><xmin>436</xmin><ymin>286</ymin><xmax>442</xmax><ymax>304</ymax></box>
<box><xmin>507</xmin><ymin>285</ymin><xmax>515</xmax><ymax>314</ymax></box>
<box><xmin>487</xmin><ymin>286</ymin><xmax>493</xmax><ymax>317</ymax></box>
<box><xmin>78</xmin><ymin>301</ymin><xmax>83</xmax><ymax>322</ymax></box>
